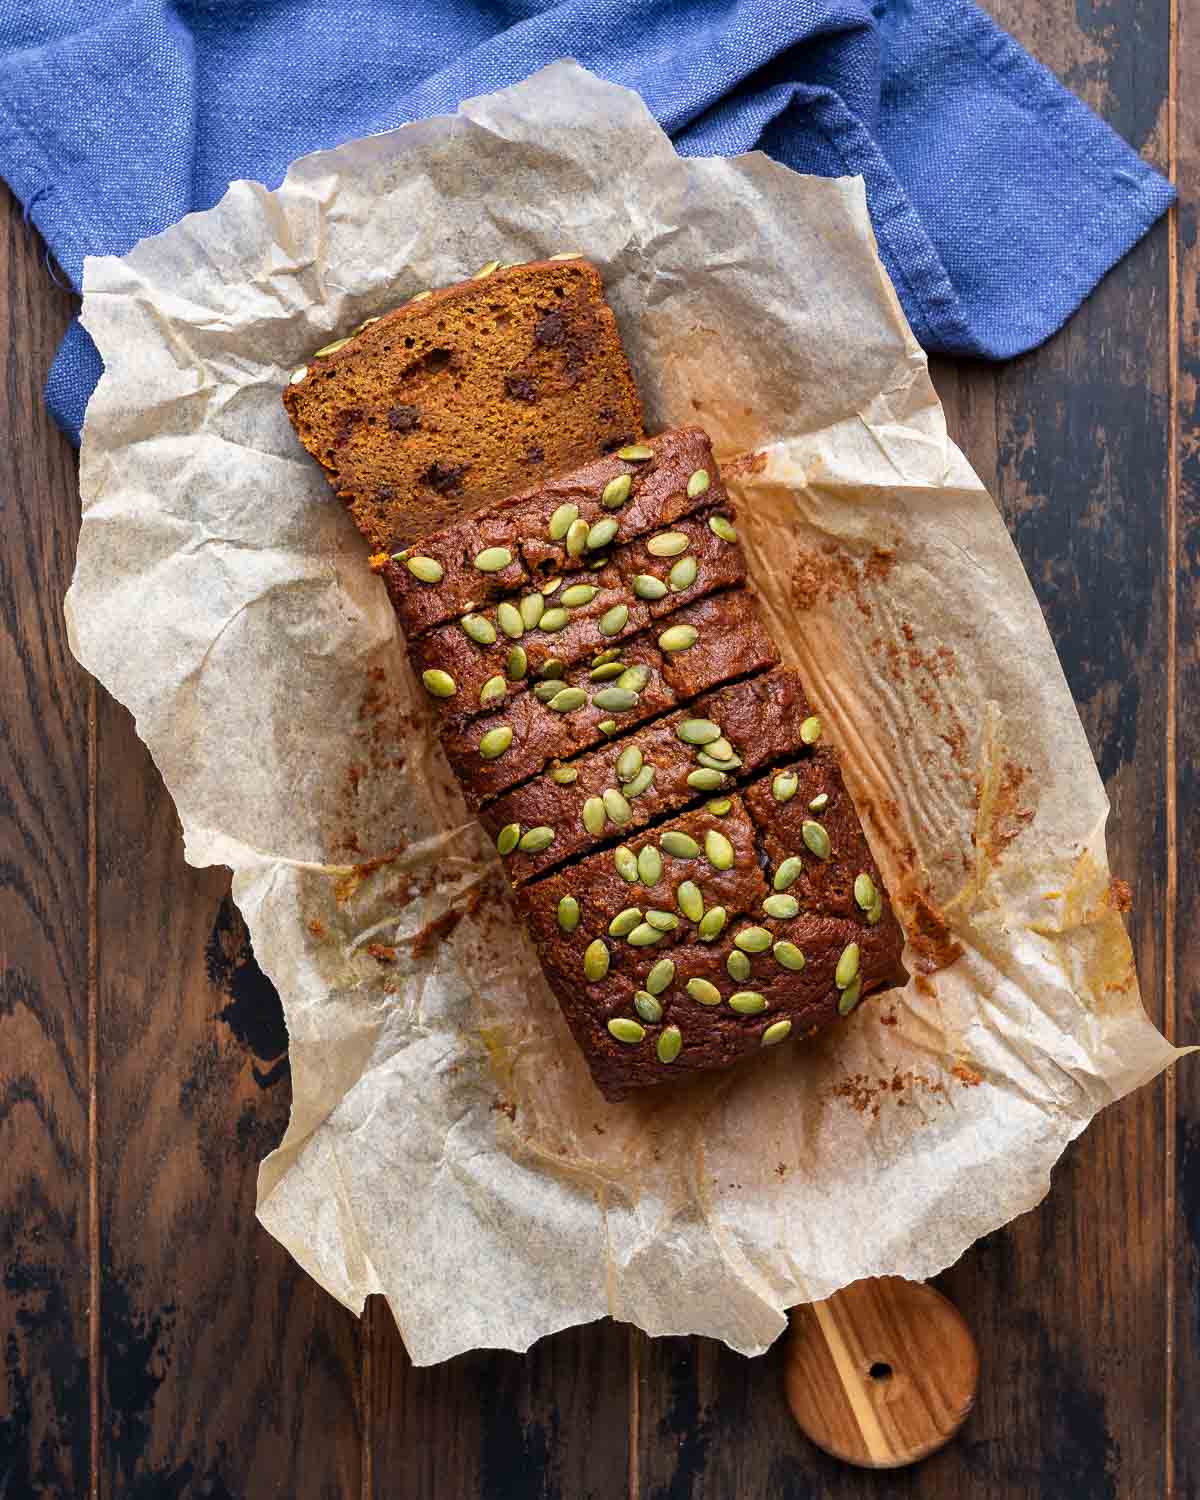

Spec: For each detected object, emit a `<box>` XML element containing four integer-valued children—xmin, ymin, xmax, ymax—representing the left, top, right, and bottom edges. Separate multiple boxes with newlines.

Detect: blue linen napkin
<box><xmin>0</xmin><ymin>0</ymin><xmax>1173</xmax><ymax>446</ymax></box>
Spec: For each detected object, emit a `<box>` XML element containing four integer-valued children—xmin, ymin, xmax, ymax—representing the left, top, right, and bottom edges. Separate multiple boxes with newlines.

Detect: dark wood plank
<box><xmin>93</xmin><ymin>697</ymin><xmax>364</xmax><ymax>1496</ymax></box>
<box><xmin>1171</xmin><ymin>2</ymin><xmax>1199</xmax><ymax>1493</ymax></box>
<box><xmin>370</xmin><ymin>1303</ymin><xmax>631</xmax><ymax>1499</ymax></box>
<box><xmin>0</xmin><ymin>185</ymin><xmax>93</xmax><ymax>1498</ymax></box>
<box><xmin>635</xmin><ymin>0</ymin><xmax>1175</xmax><ymax>1489</ymax></box>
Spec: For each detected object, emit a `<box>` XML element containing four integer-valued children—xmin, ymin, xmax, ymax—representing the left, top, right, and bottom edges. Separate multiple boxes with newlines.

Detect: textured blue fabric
<box><xmin>0</xmin><ymin>0</ymin><xmax>1173</xmax><ymax>445</ymax></box>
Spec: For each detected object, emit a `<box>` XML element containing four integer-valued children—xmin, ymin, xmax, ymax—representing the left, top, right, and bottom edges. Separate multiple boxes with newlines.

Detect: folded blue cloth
<box><xmin>0</xmin><ymin>0</ymin><xmax>1173</xmax><ymax>446</ymax></box>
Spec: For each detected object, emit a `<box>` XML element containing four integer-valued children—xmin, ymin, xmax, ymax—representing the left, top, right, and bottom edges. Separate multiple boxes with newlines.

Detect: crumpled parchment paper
<box><xmin>66</xmin><ymin>63</ymin><xmax>1184</xmax><ymax>1366</ymax></box>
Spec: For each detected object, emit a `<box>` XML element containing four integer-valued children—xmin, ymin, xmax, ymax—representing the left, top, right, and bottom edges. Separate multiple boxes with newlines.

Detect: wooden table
<box><xmin>1</xmin><ymin>1</ymin><xmax>1196</xmax><ymax>1493</ymax></box>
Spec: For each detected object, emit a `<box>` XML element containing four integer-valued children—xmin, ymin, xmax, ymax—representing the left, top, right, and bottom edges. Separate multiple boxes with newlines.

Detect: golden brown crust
<box><xmin>282</xmin><ymin>259</ymin><xmax>642</xmax><ymax>551</ymax></box>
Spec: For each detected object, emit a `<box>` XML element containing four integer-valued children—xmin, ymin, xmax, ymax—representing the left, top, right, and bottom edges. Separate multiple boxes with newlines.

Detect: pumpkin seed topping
<box><xmin>772</xmin><ymin>773</ymin><xmax>799</xmax><ymax>804</ymax></box>
<box><xmin>407</xmin><ymin>555</ymin><xmax>444</xmax><ymax>583</ymax></box>
<box><xmin>609</xmin><ymin>907</ymin><xmax>644</xmax><ymax>938</ymax></box>
<box><xmin>686</xmin><ymin>469</ymin><xmax>711</xmax><ymax>498</ymax></box>
<box><xmin>854</xmin><ymin>874</ymin><xmax>877</xmax><ymax>911</ymax></box>
<box><xmin>677</xmin><ymin>881</ymin><xmax>704</xmax><ymax>922</ymax></box>
<box><xmin>480</xmin><ymin>674</ymin><xmax>507</xmax><ymax>708</ymax></box>
<box><xmin>602</xmin><ymin>788</ymin><xmax>633</xmax><ymax>825</ymax></box>
<box><xmin>633</xmin><ymin>573</ymin><xmax>668</xmax><ymax>600</ymax></box>
<box><xmin>628</xmin><ymin>922</ymin><xmax>666</xmax><ymax>947</ymax></box>
<box><xmin>549</xmin><ymin>502</ymin><xmax>579</xmax><ymax>540</ymax></box>
<box><xmin>625</xmin><ymin>765</ymin><xmax>656</xmax><ymax>798</ymax></box>
<box><xmin>669</xmin><ymin>556</ymin><xmax>699</xmax><ymax>592</ymax></box>
<box><xmin>697</xmin><ymin>906</ymin><xmax>727</xmax><ymax>941</ymax></box>
<box><xmin>496</xmin><ymin>824</ymin><xmax>520</xmax><ymax>856</ymax></box>
<box><xmin>647</xmin><ymin>531</ymin><xmax>689</xmax><ymax>558</ymax></box>
<box><xmin>802</xmin><ymin>821</ymin><xmax>832</xmax><ymax>860</ymax></box>
<box><xmin>590</xmin><ymin>661</ymin><xmax>625</xmax><ymax>681</ymax></box>
<box><xmin>608</xmin><ymin>1017</ymin><xmax>645</xmax><ymax>1044</ymax></box>
<box><xmin>421</xmin><ymin>669</ymin><xmax>456</xmax><ymax>698</ymax></box>
<box><xmin>474</xmin><ymin>546</ymin><xmax>512</xmax><ymax>573</ymax></box>
<box><xmin>762</xmin><ymin>1019</ymin><xmax>793</xmax><ymax>1046</ymax></box>
<box><xmin>587</xmin><ymin>517</ymin><xmax>619</xmax><ymax>550</ymax></box>
<box><xmin>838</xmin><ymin>975</ymin><xmax>864</xmax><ymax>1016</ymax></box>
<box><xmin>561</xmin><ymin>583</ymin><xmax>598</xmax><ymax>608</ymax></box>
<box><xmin>614</xmin><ymin>845</ymin><xmax>639</xmax><ymax>881</ymax></box>
<box><xmin>763</xmin><ymin>893</ymin><xmax>800</xmax><ymax>919</ymax></box>
<box><xmin>618</xmin><ymin>443</ymin><xmax>653</xmax><ymax>460</ymax></box>
<box><xmin>461</xmin><ymin>613</ymin><xmax>496</xmax><ymax>645</ymax></box>
<box><xmin>657</xmin><ymin>1025</ymin><xmax>683</xmax><ymax>1063</ymax></box>
<box><xmin>773</xmin><ymin>941</ymin><xmax>806</xmax><ymax>971</ymax></box>
<box><xmin>506</xmin><ymin>646</ymin><xmax>528</xmax><ymax>680</ymax></box>
<box><xmin>637</xmin><ymin>844</ymin><xmax>663</xmax><ymax>885</ymax></box>
<box><xmin>593</xmin><ymin>687</ymin><xmax>639</xmax><ymax>712</ymax></box>
<box><xmin>519</xmin><ymin>592</ymin><xmax>546</xmax><ymax>629</ymax></box>
<box><xmin>518</xmin><ymin>826</ymin><xmax>555</xmax><ymax>854</ymax></box>
<box><xmin>835</xmin><ymin>943</ymin><xmax>861</xmax><ymax>989</ymax></box>
<box><xmin>729</xmin><ymin>991</ymin><xmax>767</xmax><ymax>1015</ymax></box>
<box><xmin>557</xmin><ymin>895</ymin><xmax>580</xmax><ymax>932</ymax></box>
<box><xmin>583</xmin><ymin>940</ymin><xmax>609</xmax><ymax>981</ymax></box>
<box><xmin>708</xmin><ymin>515</ymin><xmax>737</xmax><ymax>543</ymax></box>
<box><xmin>687</xmin><ymin>978</ymin><xmax>722</xmax><ymax>1007</ymax></box>
<box><xmin>706</xmin><ymin>798</ymin><xmax>732</xmax><ymax>815</ymax></box>
<box><xmin>598</xmin><ymin>603</ymin><xmax>629</xmax><ymax>636</ymax></box>
<box><xmin>659</xmin><ymin>624</ymin><xmax>698</xmax><ymax>652</ymax></box>
<box><xmin>566</xmin><ymin>518</ymin><xmax>590</xmax><ymax>557</ymax></box>
<box><xmin>660</xmin><ymin>831</ymin><xmax>699</xmax><ymax>859</ymax></box>
<box><xmin>677</xmin><ymin>718</ymin><xmax>720</xmax><ymax>746</ymax></box>
<box><xmin>774</xmin><ymin>857</ymin><xmax>804</xmax><ymax>891</ymax></box>
<box><xmin>617</xmin><ymin>745</ymin><xmax>643</xmax><ymax>782</ymax></box>
<box><xmin>539</xmin><ymin>608</ymin><xmax>570</xmax><ymax>632</ymax></box>
<box><xmin>602</xmin><ymin>474</ymin><xmax>633</xmax><ymax>509</ymax></box>
<box><xmin>646</xmin><ymin>958</ymin><xmax>675</xmax><ymax>994</ymax></box>
<box><xmin>496</xmin><ymin>602</ymin><xmax>524</xmax><ymax>638</ymax></box>
<box><xmin>548</xmin><ymin>687</ymin><xmax>587</xmax><ymax>713</ymax></box>
<box><xmin>800</xmin><ymin>716</ymin><xmax>822</xmax><ymax>745</ymax></box>
<box><xmin>550</xmin><ymin>765</ymin><xmax>578</xmax><ymax>784</ymax></box>
<box><xmin>582</xmin><ymin>798</ymin><xmax>606</xmax><ymax>835</ymax></box>
<box><xmin>726</xmin><ymin>950</ymin><xmax>752</xmax><ymax>981</ymax></box>
<box><xmin>705</xmin><ymin>829</ymin><xmax>735</xmax><ymax>869</ymax></box>
<box><xmin>635</xmin><ymin>992</ymin><xmax>664</xmax><ymax>1024</ymax></box>
<box><xmin>479</xmin><ymin>726</ymin><xmax>513</xmax><ymax>759</ymax></box>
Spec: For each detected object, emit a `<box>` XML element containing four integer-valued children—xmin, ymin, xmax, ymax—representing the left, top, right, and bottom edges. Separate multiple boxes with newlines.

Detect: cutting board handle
<box><xmin>784</xmin><ymin>1276</ymin><xmax>979</xmax><ymax>1469</ymax></box>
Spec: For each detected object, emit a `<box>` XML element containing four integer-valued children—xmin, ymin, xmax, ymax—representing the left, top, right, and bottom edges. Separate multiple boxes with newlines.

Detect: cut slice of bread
<box><xmin>283</xmin><ymin>258</ymin><xmax>643</xmax><ymax>552</ymax></box>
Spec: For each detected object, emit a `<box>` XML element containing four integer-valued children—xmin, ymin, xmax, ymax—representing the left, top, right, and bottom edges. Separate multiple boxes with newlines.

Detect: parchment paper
<box><xmin>66</xmin><ymin>63</ymin><xmax>1184</xmax><ymax>1365</ymax></box>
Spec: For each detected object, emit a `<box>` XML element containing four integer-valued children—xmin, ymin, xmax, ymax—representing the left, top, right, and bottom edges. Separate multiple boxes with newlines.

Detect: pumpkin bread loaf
<box><xmin>283</xmin><ymin>258</ymin><xmax>642</xmax><ymax>552</ymax></box>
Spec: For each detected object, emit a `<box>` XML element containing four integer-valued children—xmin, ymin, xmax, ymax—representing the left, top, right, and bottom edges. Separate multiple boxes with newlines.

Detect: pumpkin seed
<box><xmin>519</xmin><ymin>592</ymin><xmax>545</xmax><ymax>629</ymax></box>
<box><xmin>669</xmin><ymin>556</ymin><xmax>699</xmax><ymax>592</ymax></box>
<box><xmin>677</xmin><ymin>718</ymin><xmax>721</xmax><ymax>746</ymax></box>
<box><xmin>637</xmin><ymin>844</ymin><xmax>663</xmax><ymax>885</ymax></box>
<box><xmin>588</xmin><ymin>556</ymin><xmax>608</xmax><ymax>570</ymax></box>
<box><xmin>497</xmin><ymin>602</ymin><xmax>524</xmax><ymax>638</ymax></box>
<box><xmin>603</xmin><ymin>788</ymin><xmax>633</xmax><ymax>825</ymax></box>
<box><xmin>688</xmin><ymin>768</ymin><xmax>725</xmax><ymax>792</ymax></box>
<box><xmin>583</xmin><ymin>940</ymin><xmax>609</xmax><ymax>981</ymax></box>
<box><xmin>659</xmin><ymin>624</ymin><xmax>698</xmax><ymax>652</ymax></box>
<box><xmin>598</xmin><ymin>719</ymin><xmax>618</xmax><ymax>736</ymax></box>
<box><xmin>407</xmin><ymin>555</ymin><xmax>444</xmax><ymax>583</ymax></box>
<box><xmin>625</xmin><ymin>764</ymin><xmax>656</xmax><ymax>798</ymax></box>
<box><xmin>854</xmin><ymin>874</ymin><xmax>877</xmax><ymax>911</ymax></box>
<box><xmin>633</xmin><ymin>573</ymin><xmax>668</xmax><ymax>600</ymax></box>
<box><xmin>608</xmin><ymin>1016</ymin><xmax>645</xmax><ymax>1044</ymax></box>
<box><xmin>646</xmin><ymin>911</ymin><xmax>679</xmax><ymax>933</ymax></box>
<box><xmin>698</xmin><ymin>906</ymin><xmax>727</xmax><ymax>941</ymax></box>
<box><xmin>519</xmin><ymin>826</ymin><xmax>555</xmax><ymax>853</ymax></box>
<box><xmin>593</xmin><ymin>686</ymin><xmax>639</xmax><ymax>712</ymax></box>
<box><xmin>774</xmin><ymin>857</ymin><xmax>804</xmax><ymax>891</ymax></box>
<box><xmin>618</xmin><ymin>443</ymin><xmax>653</xmax><ymax>460</ymax></box>
<box><xmin>773</xmin><ymin>942</ymin><xmax>806</xmax><ymax>971</ymax></box>
<box><xmin>835</xmin><ymin>943</ymin><xmax>861</xmax><ymax>989</ymax></box>
<box><xmin>697</xmin><ymin>751</ymin><xmax>742</xmax><ymax>772</ymax></box>
<box><xmin>734</xmin><ymin>926</ymin><xmax>772</xmax><ymax>953</ymax></box>
<box><xmin>548</xmin><ymin>687</ymin><xmax>587</xmax><ymax>713</ymax></box>
<box><xmin>763</xmin><ymin>893</ymin><xmax>800</xmax><ymax>919</ymax></box>
<box><xmin>705</xmin><ymin>830</ymin><xmax>735</xmax><ymax>870</ymax></box>
<box><xmin>676</xmin><ymin>881</ymin><xmax>704</xmax><ymax>922</ymax></box>
<box><xmin>561</xmin><ymin>584</ymin><xmax>598</xmax><ymax>608</ymax></box>
<box><xmin>541</xmin><ymin>577</ymin><xmax>562</xmax><ymax>595</ymax></box>
<box><xmin>706</xmin><ymin>737</ymin><xmax>735</xmax><ymax>762</ymax></box>
<box><xmin>602</xmin><ymin>474</ymin><xmax>633</xmax><ymax>509</ymax></box>
<box><xmin>686</xmin><ymin>469</ymin><xmax>711</xmax><ymax>498</ymax></box>
<box><xmin>809</xmin><ymin>792</ymin><xmax>830</xmax><ymax>812</ymax></box>
<box><xmin>616</xmin><ymin>665</ymin><xmax>650</xmax><ymax>692</ymax></box>
<box><xmin>506</xmin><ymin>646</ymin><xmax>528</xmax><ymax>680</ymax></box>
<box><xmin>539</xmin><ymin>608</ymin><xmax>570</xmax><ymax>632</ymax></box>
<box><xmin>549</xmin><ymin>250</ymin><xmax>584</xmax><ymax>260</ymax></box>
<box><xmin>617</xmin><ymin>746</ymin><xmax>643</xmax><ymax>782</ymax></box>
<box><xmin>647</xmin><ymin>531</ymin><xmax>689</xmax><ymax>558</ymax></box>
<box><xmin>421</xmin><ymin>668</ymin><xmax>457</xmax><ymax>698</ymax></box>
<box><xmin>591</xmin><ymin>662</ymin><xmax>625</xmax><ymax>681</ymax></box>
<box><xmin>473</xmin><ymin>260</ymin><xmax>501</xmax><ymax>278</ymax></box>
<box><xmin>707</xmin><ymin>798</ymin><xmax>732</xmax><ymax>815</ymax></box>
<box><xmin>461</xmin><ymin>613</ymin><xmax>497</xmax><ymax>645</ymax></box>
<box><xmin>479</xmin><ymin>726</ymin><xmax>513</xmax><ymax>759</ymax></box>
<box><xmin>800</xmin><ymin>716</ymin><xmax>822</xmax><ymax>745</ymax></box>
<box><xmin>772</xmin><ymin>773</ymin><xmax>799</xmax><ymax>803</ymax></box>
<box><xmin>290</xmin><ymin>366</ymin><xmax>308</xmax><ymax>384</ymax></box>
<box><xmin>557</xmin><ymin>895</ymin><xmax>580</xmax><ymax>932</ymax></box>
<box><xmin>609</xmin><ymin>906</ymin><xmax>644</xmax><ymax>938</ymax></box>
<box><xmin>496</xmin><ymin>824</ymin><xmax>520</xmax><ymax>856</ymax></box>
<box><xmin>762</xmin><ymin>1019</ymin><xmax>792</xmax><ymax>1046</ymax></box>
<box><xmin>582</xmin><ymin>798</ymin><xmax>606</xmax><ymax>835</ymax></box>
<box><xmin>474</xmin><ymin>546</ymin><xmax>512</xmax><ymax>573</ymax></box>
<box><xmin>614</xmin><ymin>845</ymin><xmax>639</xmax><ymax>881</ymax></box>
<box><xmin>313</xmin><ymin>336</ymin><xmax>351</xmax><ymax>357</ymax></box>
<box><xmin>657</xmin><ymin>1025</ymin><xmax>683</xmax><ymax>1063</ymax></box>
<box><xmin>660</xmin><ymin>831</ymin><xmax>699</xmax><ymax>859</ymax></box>
<box><xmin>550</xmin><ymin>766</ymin><xmax>578</xmax><ymax>785</ymax></box>
<box><xmin>592</xmin><ymin>648</ymin><xmax>621</xmax><ymax>667</ymax></box>
<box><xmin>480</xmin><ymin>674</ymin><xmax>507</xmax><ymax>708</ymax></box>
<box><xmin>730</xmin><ymin>991</ymin><xmax>767</xmax><ymax>1015</ymax></box>
<box><xmin>534</xmin><ymin>680</ymin><xmax>564</xmax><ymax>703</ymax></box>
<box><xmin>646</xmin><ymin>958</ymin><xmax>675</xmax><ymax>994</ymax></box>
<box><xmin>708</xmin><ymin>515</ymin><xmax>737</xmax><ymax>543</ymax></box>
<box><xmin>539</xmin><ymin>658</ymin><xmax>565</xmax><ymax>678</ymax></box>
<box><xmin>802</xmin><ymin>821</ymin><xmax>832</xmax><ymax>859</ymax></box>
<box><xmin>549</xmin><ymin>502</ymin><xmax>579</xmax><ymax>540</ymax></box>
<box><xmin>726</xmin><ymin>950</ymin><xmax>752</xmax><ymax>981</ymax></box>
<box><xmin>687</xmin><ymin>978</ymin><xmax>722</xmax><ymax>1007</ymax></box>
<box><xmin>837</xmin><ymin>976</ymin><xmax>864</xmax><ymax>1016</ymax></box>
<box><xmin>566</xmin><ymin>518</ymin><xmax>590</xmax><ymax>557</ymax></box>
<box><xmin>628</xmin><ymin>922</ymin><xmax>665</xmax><ymax>947</ymax></box>
<box><xmin>598</xmin><ymin>604</ymin><xmax>629</xmax><ymax>637</ymax></box>
<box><xmin>409</xmin><ymin>289</ymin><xmax>433</xmax><ymax>302</ymax></box>
<box><xmin>635</xmin><ymin>992</ymin><xmax>664</xmax><ymax>1024</ymax></box>
<box><xmin>587</xmin><ymin>517</ymin><xmax>619</xmax><ymax>550</ymax></box>
<box><xmin>867</xmin><ymin>894</ymin><xmax>884</xmax><ymax>926</ymax></box>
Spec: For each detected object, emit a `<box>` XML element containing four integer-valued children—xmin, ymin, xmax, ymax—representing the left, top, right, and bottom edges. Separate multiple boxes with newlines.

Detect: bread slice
<box><xmin>283</xmin><ymin>258</ymin><xmax>643</xmax><ymax>551</ymax></box>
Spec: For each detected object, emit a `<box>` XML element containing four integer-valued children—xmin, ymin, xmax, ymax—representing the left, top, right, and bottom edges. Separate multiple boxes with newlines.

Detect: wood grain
<box><xmin>1171</xmin><ymin>0</ymin><xmax>1199</xmax><ymax>1491</ymax></box>
<box><xmin>0</xmin><ymin>185</ymin><xmax>92</xmax><ymax>1499</ymax></box>
<box><xmin>93</xmin><ymin>697</ymin><xmax>364</xmax><ymax>1497</ymax></box>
